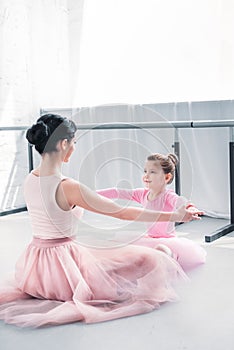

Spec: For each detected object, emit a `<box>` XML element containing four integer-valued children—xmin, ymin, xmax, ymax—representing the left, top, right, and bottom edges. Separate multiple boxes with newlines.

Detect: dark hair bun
<box><xmin>26</xmin><ymin>121</ymin><xmax>49</xmax><ymax>145</ymax></box>
<box><xmin>167</xmin><ymin>153</ymin><xmax>178</xmax><ymax>166</ymax></box>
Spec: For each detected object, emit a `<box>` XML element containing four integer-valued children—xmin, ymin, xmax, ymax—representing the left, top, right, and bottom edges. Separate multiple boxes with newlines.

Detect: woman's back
<box><xmin>24</xmin><ymin>172</ymin><xmax>81</xmax><ymax>239</ymax></box>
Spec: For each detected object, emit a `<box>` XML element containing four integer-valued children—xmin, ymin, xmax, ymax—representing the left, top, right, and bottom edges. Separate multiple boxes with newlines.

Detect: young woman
<box><xmin>97</xmin><ymin>153</ymin><xmax>206</xmax><ymax>271</ymax></box>
<box><xmin>0</xmin><ymin>115</ymin><xmax>203</xmax><ymax>327</ymax></box>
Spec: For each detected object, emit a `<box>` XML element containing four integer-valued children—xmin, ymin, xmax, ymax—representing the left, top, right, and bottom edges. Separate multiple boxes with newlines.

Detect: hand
<box><xmin>173</xmin><ymin>205</ymin><xmax>204</xmax><ymax>222</ymax></box>
<box><xmin>186</xmin><ymin>203</ymin><xmax>203</xmax><ymax>219</ymax></box>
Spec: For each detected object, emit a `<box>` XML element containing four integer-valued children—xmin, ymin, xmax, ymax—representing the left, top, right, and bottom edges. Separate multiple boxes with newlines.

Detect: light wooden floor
<box><xmin>0</xmin><ymin>212</ymin><xmax>234</xmax><ymax>350</ymax></box>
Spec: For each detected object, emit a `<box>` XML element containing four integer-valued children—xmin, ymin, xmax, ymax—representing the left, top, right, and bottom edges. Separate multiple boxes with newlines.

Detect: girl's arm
<box><xmin>96</xmin><ymin>188</ymin><xmax>143</xmax><ymax>203</ymax></box>
<box><xmin>97</xmin><ymin>188</ymin><xmax>129</xmax><ymax>199</ymax></box>
<box><xmin>61</xmin><ymin>179</ymin><xmax>203</xmax><ymax>223</ymax></box>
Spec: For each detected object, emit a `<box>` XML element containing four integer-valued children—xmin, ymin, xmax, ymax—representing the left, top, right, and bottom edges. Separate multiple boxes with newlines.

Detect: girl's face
<box><xmin>142</xmin><ymin>160</ymin><xmax>171</xmax><ymax>193</ymax></box>
<box><xmin>63</xmin><ymin>137</ymin><xmax>76</xmax><ymax>163</ymax></box>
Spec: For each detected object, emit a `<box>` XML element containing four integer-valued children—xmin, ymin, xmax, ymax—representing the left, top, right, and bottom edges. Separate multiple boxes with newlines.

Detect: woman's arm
<box><xmin>61</xmin><ymin>179</ymin><xmax>203</xmax><ymax>223</ymax></box>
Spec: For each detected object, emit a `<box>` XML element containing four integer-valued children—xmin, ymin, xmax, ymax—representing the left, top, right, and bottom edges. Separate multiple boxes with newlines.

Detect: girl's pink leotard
<box><xmin>97</xmin><ymin>188</ymin><xmax>206</xmax><ymax>271</ymax></box>
<box><xmin>0</xmin><ymin>173</ymin><xmax>187</xmax><ymax>328</ymax></box>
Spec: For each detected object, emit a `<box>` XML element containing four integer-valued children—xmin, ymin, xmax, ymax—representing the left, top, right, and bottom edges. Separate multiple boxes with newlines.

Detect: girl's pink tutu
<box><xmin>0</xmin><ymin>236</ymin><xmax>187</xmax><ymax>328</ymax></box>
<box><xmin>133</xmin><ymin>236</ymin><xmax>206</xmax><ymax>271</ymax></box>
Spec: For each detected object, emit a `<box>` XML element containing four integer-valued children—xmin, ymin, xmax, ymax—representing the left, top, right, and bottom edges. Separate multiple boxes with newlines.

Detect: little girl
<box><xmin>97</xmin><ymin>153</ymin><xmax>206</xmax><ymax>271</ymax></box>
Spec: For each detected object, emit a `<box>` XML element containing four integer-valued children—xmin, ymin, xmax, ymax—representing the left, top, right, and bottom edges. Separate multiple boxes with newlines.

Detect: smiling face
<box><xmin>142</xmin><ymin>160</ymin><xmax>172</xmax><ymax>194</ymax></box>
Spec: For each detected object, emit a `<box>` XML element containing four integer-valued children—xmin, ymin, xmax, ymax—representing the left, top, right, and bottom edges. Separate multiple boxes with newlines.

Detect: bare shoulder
<box><xmin>54</xmin><ymin>178</ymin><xmax>79</xmax><ymax>210</ymax></box>
<box><xmin>61</xmin><ymin>177</ymin><xmax>78</xmax><ymax>186</ymax></box>
<box><xmin>60</xmin><ymin>177</ymin><xmax>80</xmax><ymax>192</ymax></box>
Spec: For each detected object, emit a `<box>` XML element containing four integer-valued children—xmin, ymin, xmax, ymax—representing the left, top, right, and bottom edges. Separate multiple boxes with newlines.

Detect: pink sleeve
<box><xmin>96</xmin><ymin>188</ymin><xmax>144</xmax><ymax>204</ymax></box>
<box><xmin>164</xmin><ymin>190</ymin><xmax>188</xmax><ymax>210</ymax></box>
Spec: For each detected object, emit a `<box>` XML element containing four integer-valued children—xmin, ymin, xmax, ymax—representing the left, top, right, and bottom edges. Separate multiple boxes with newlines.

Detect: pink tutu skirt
<box><xmin>0</xmin><ymin>236</ymin><xmax>188</xmax><ymax>328</ymax></box>
<box><xmin>133</xmin><ymin>236</ymin><xmax>206</xmax><ymax>271</ymax></box>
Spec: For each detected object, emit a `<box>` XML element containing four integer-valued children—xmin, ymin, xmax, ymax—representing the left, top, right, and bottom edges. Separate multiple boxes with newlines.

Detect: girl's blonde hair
<box><xmin>147</xmin><ymin>153</ymin><xmax>178</xmax><ymax>184</ymax></box>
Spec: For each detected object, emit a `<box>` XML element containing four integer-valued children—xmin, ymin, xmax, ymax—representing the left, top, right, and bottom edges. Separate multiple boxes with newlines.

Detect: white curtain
<box><xmin>0</xmin><ymin>0</ymin><xmax>84</xmax><ymax>125</ymax></box>
<box><xmin>0</xmin><ymin>0</ymin><xmax>84</xmax><ymax>210</ymax></box>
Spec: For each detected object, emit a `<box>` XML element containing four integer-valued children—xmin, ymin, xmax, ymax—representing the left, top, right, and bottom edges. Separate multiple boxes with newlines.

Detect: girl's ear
<box><xmin>165</xmin><ymin>173</ymin><xmax>172</xmax><ymax>184</ymax></box>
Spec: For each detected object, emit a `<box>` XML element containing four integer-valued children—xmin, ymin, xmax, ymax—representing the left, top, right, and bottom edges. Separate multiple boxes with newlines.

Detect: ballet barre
<box><xmin>75</xmin><ymin>120</ymin><xmax>234</xmax><ymax>129</ymax></box>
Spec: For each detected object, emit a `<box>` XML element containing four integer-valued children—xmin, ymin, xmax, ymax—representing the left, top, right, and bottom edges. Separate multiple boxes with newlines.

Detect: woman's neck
<box><xmin>35</xmin><ymin>153</ymin><xmax>63</xmax><ymax>176</ymax></box>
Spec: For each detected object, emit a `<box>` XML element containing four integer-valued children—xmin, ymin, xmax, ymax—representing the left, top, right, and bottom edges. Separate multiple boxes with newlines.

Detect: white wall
<box><xmin>76</xmin><ymin>0</ymin><xmax>234</xmax><ymax>106</ymax></box>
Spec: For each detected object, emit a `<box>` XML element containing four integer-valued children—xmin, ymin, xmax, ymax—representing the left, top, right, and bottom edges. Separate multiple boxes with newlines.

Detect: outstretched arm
<box><xmin>97</xmin><ymin>187</ymin><xmax>143</xmax><ymax>203</ymax></box>
<box><xmin>96</xmin><ymin>188</ymin><xmax>120</xmax><ymax>199</ymax></box>
<box><xmin>61</xmin><ymin>179</ymin><xmax>203</xmax><ymax>223</ymax></box>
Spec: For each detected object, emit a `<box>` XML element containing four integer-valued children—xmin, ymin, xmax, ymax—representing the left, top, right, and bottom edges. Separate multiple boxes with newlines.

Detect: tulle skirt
<box><xmin>0</xmin><ymin>236</ymin><xmax>188</xmax><ymax>328</ymax></box>
<box><xmin>133</xmin><ymin>236</ymin><xmax>207</xmax><ymax>271</ymax></box>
